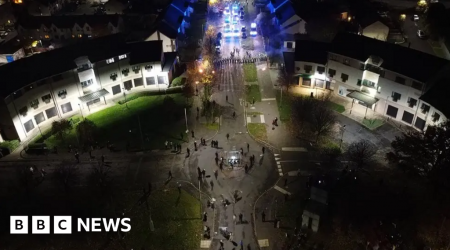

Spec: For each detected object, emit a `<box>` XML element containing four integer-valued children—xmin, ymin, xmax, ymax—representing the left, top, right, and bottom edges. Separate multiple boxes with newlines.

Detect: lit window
<box><xmin>72</xmin><ymin>35</ymin><xmax>75</xmax><ymax>38</ymax></box>
<box><xmin>81</xmin><ymin>79</ymin><xmax>94</xmax><ymax>88</ymax></box>
<box><xmin>44</xmin><ymin>35</ymin><xmax>50</xmax><ymax>39</ymax></box>
<box><xmin>78</xmin><ymin>34</ymin><xmax>82</xmax><ymax>38</ymax></box>
<box><xmin>106</xmin><ymin>58</ymin><xmax>115</xmax><ymax>64</ymax></box>
<box><xmin>119</xmin><ymin>54</ymin><xmax>127</xmax><ymax>60</ymax></box>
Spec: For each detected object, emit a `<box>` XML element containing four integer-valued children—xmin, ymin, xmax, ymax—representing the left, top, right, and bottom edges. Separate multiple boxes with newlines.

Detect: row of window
<box><xmin>23</xmin><ymin>103</ymin><xmax>73</xmax><ymax>133</ymax></box>
<box><xmin>36</xmin><ymin>26</ymin><xmax>91</xmax><ymax>33</ymax></box>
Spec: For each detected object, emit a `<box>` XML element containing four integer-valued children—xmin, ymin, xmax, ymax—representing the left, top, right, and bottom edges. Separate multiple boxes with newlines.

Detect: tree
<box><xmin>51</xmin><ymin>119</ymin><xmax>72</xmax><ymax>141</ymax></box>
<box><xmin>292</xmin><ymin>96</ymin><xmax>318</xmax><ymax>138</ymax></box>
<box><xmin>55</xmin><ymin>164</ymin><xmax>78</xmax><ymax>193</ymax></box>
<box><xmin>386</xmin><ymin>121</ymin><xmax>450</xmax><ymax>190</ymax></box>
<box><xmin>347</xmin><ymin>140</ymin><xmax>377</xmax><ymax>168</ymax></box>
<box><xmin>182</xmin><ymin>80</ymin><xmax>195</xmax><ymax>104</ymax></box>
<box><xmin>425</xmin><ymin>2</ymin><xmax>449</xmax><ymax>39</ymax></box>
<box><xmin>277</xmin><ymin>66</ymin><xmax>293</xmax><ymax>92</ymax></box>
<box><xmin>310</xmin><ymin>102</ymin><xmax>336</xmax><ymax>142</ymax></box>
<box><xmin>76</xmin><ymin>119</ymin><xmax>97</xmax><ymax>145</ymax></box>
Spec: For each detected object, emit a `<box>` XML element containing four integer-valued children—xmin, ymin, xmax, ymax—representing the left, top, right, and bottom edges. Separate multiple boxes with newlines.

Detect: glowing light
<box><xmin>31</xmin><ymin>41</ymin><xmax>38</xmax><ymax>47</ymax></box>
<box><xmin>347</xmin><ymin>16</ymin><xmax>352</xmax><ymax>21</ymax></box>
<box><xmin>212</xmin><ymin>71</ymin><xmax>215</xmax><ymax>74</ymax></box>
<box><xmin>400</xmin><ymin>14</ymin><xmax>406</xmax><ymax>21</ymax></box>
<box><xmin>195</xmin><ymin>81</ymin><xmax>199</xmax><ymax>84</ymax></box>
<box><xmin>251</xmin><ymin>23</ymin><xmax>256</xmax><ymax>28</ymax></box>
<box><xmin>199</xmin><ymin>69</ymin><xmax>203</xmax><ymax>73</ymax></box>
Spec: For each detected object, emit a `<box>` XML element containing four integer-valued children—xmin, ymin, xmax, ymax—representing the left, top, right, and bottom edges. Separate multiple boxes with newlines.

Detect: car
<box><xmin>240</xmin><ymin>15</ymin><xmax>244</xmax><ymax>21</ymax></box>
<box><xmin>224</xmin><ymin>6</ymin><xmax>230</xmax><ymax>15</ymax></box>
<box><xmin>250</xmin><ymin>22</ymin><xmax>257</xmax><ymax>36</ymax></box>
<box><xmin>232</xmin><ymin>17</ymin><xmax>238</xmax><ymax>24</ymax></box>
<box><xmin>0</xmin><ymin>147</ymin><xmax>10</xmax><ymax>158</ymax></box>
<box><xmin>417</xmin><ymin>30</ymin><xmax>427</xmax><ymax>39</ymax></box>
<box><xmin>413</xmin><ymin>14</ymin><xmax>419</xmax><ymax>21</ymax></box>
<box><xmin>225</xmin><ymin>16</ymin><xmax>231</xmax><ymax>23</ymax></box>
<box><xmin>242</xmin><ymin>32</ymin><xmax>247</xmax><ymax>39</ymax></box>
<box><xmin>241</xmin><ymin>26</ymin><xmax>246</xmax><ymax>32</ymax></box>
<box><xmin>233</xmin><ymin>26</ymin><xmax>240</xmax><ymax>37</ymax></box>
<box><xmin>224</xmin><ymin>24</ymin><xmax>231</xmax><ymax>37</ymax></box>
<box><xmin>217</xmin><ymin>32</ymin><xmax>222</xmax><ymax>40</ymax></box>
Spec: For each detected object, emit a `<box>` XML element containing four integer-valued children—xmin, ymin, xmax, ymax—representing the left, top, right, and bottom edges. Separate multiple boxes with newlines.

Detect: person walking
<box><xmin>214</xmin><ymin>170</ymin><xmax>218</xmax><ymax>179</ymax></box>
<box><xmin>240</xmin><ymin>148</ymin><xmax>244</xmax><ymax>155</ymax></box>
<box><xmin>244</xmin><ymin>164</ymin><xmax>248</xmax><ymax>174</ymax></box>
<box><xmin>262</xmin><ymin>211</ymin><xmax>266</xmax><ymax>222</ymax></box>
<box><xmin>177</xmin><ymin>183</ymin><xmax>181</xmax><ymax>193</ymax></box>
<box><xmin>202</xmin><ymin>169</ymin><xmax>206</xmax><ymax>178</ymax></box>
<box><xmin>194</xmin><ymin>141</ymin><xmax>197</xmax><ymax>151</ymax></box>
<box><xmin>197</xmin><ymin>167</ymin><xmax>201</xmax><ymax>177</ymax></box>
<box><xmin>219</xmin><ymin>161</ymin><xmax>223</xmax><ymax>171</ymax></box>
<box><xmin>239</xmin><ymin>213</ymin><xmax>243</xmax><ymax>223</ymax></box>
<box><xmin>233</xmin><ymin>111</ymin><xmax>236</xmax><ymax>118</ymax></box>
<box><xmin>191</xmin><ymin>130</ymin><xmax>195</xmax><ymax>138</ymax></box>
<box><xmin>186</xmin><ymin>148</ymin><xmax>190</xmax><ymax>157</ymax></box>
<box><xmin>168</xmin><ymin>171</ymin><xmax>172</xmax><ymax>180</ymax></box>
<box><xmin>75</xmin><ymin>152</ymin><xmax>80</xmax><ymax>163</ymax></box>
<box><xmin>262</xmin><ymin>147</ymin><xmax>265</xmax><ymax>154</ymax></box>
<box><xmin>220</xmin><ymin>240</ymin><xmax>224</xmax><ymax>249</ymax></box>
<box><xmin>203</xmin><ymin>212</ymin><xmax>208</xmax><ymax>222</ymax></box>
<box><xmin>233</xmin><ymin>214</ymin><xmax>236</xmax><ymax>224</ymax></box>
<box><xmin>247</xmin><ymin>143</ymin><xmax>249</xmax><ymax>152</ymax></box>
<box><xmin>226</xmin><ymin>95</ymin><xmax>228</xmax><ymax>102</ymax></box>
<box><xmin>226</xmin><ymin>133</ymin><xmax>230</xmax><ymax>140</ymax></box>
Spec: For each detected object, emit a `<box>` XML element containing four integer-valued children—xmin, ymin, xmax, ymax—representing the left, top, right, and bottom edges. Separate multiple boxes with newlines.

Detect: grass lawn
<box><xmin>362</xmin><ymin>118</ymin><xmax>384</xmax><ymax>130</ymax></box>
<box><xmin>123</xmin><ymin>188</ymin><xmax>202</xmax><ymax>250</ymax></box>
<box><xmin>247</xmin><ymin>111</ymin><xmax>262</xmax><ymax>116</ymax></box>
<box><xmin>245</xmin><ymin>85</ymin><xmax>262</xmax><ymax>103</ymax></box>
<box><xmin>0</xmin><ymin>139</ymin><xmax>20</xmax><ymax>152</ymax></box>
<box><xmin>247</xmin><ymin>123</ymin><xmax>268</xmax><ymax>141</ymax></box>
<box><xmin>204</xmin><ymin>123</ymin><xmax>219</xmax><ymax>130</ymax></box>
<box><xmin>243</xmin><ymin>64</ymin><xmax>258</xmax><ymax>82</ymax></box>
<box><xmin>37</xmin><ymin>94</ymin><xmax>189</xmax><ymax>150</ymax></box>
<box><xmin>327</xmin><ymin>102</ymin><xmax>345</xmax><ymax>113</ymax></box>
<box><xmin>275</xmin><ymin>90</ymin><xmax>292</xmax><ymax>122</ymax></box>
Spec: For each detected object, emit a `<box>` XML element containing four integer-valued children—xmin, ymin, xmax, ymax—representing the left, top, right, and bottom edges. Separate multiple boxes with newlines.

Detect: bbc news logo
<box><xmin>10</xmin><ymin>216</ymin><xmax>131</xmax><ymax>234</ymax></box>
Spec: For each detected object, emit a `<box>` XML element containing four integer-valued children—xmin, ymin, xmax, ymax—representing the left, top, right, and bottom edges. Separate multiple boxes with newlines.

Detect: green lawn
<box><xmin>276</xmin><ymin>90</ymin><xmax>292</xmax><ymax>122</ymax></box>
<box><xmin>245</xmin><ymin>85</ymin><xmax>262</xmax><ymax>103</ymax></box>
<box><xmin>243</xmin><ymin>64</ymin><xmax>258</xmax><ymax>82</ymax></box>
<box><xmin>204</xmin><ymin>123</ymin><xmax>219</xmax><ymax>130</ymax></box>
<box><xmin>124</xmin><ymin>188</ymin><xmax>202</xmax><ymax>250</ymax></box>
<box><xmin>327</xmin><ymin>102</ymin><xmax>345</xmax><ymax>113</ymax></box>
<box><xmin>247</xmin><ymin>123</ymin><xmax>268</xmax><ymax>141</ymax></box>
<box><xmin>37</xmin><ymin>94</ymin><xmax>189</xmax><ymax>150</ymax></box>
<box><xmin>0</xmin><ymin>139</ymin><xmax>20</xmax><ymax>152</ymax></box>
<box><xmin>362</xmin><ymin>118</ymin><xmax>384</xmax><ymax>130</ymax></box>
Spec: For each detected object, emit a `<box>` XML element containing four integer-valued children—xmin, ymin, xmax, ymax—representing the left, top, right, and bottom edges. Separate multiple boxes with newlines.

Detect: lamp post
<box><xmin>184</xmin><ymin>108</ymin><xmax>189</xmax><ymax>133</ymax></box>
<box><xmin>122</xmin><ymin>88</ymin><xmax>128</xmax><ymax>109</ymax></box>
<box><xmin>78</xmin><ymin>103</ymin><xmax>84</xmax><ymax>119</ymax></box>
<box><xmin>195</xmin><ymin>81</ymin><xmax>199</xmax><ymax>96</ymax></box>
<box><xmin>339</xmin><ymin>125</ymin><xmax>346</xmax><ymax>150</ymax></box>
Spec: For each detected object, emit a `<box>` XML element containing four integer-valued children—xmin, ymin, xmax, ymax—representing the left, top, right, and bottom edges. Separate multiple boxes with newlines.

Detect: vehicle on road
<box><xmin>413</xmin><ymin>14</ymin><xmax>419</xmax><ymax>21</ymax></box>
<box><xmin>417</xmin><ymin>30</ymin><xmax>427</xmax><ymax>39</ymax></box>
<box><xmin>250</xmin><ymin>22</ymin><xmax>257</xmax><ymax>36</ymax></box>
<box><xmin>225</xmin><ymin>15</ymin><xmax>231</xmax><ymax>23</ymax></box>
<box><xmin>25</xmin><ymin>143</ymin><xmax>49</xmax><ymax>155</ymax></box>
<box><xmin>217</xmin><ymin>32</ymin><xmax>222</xmax><ymax>40</ymax></box>
<box><xmin>242</xmin><ymin>32</ymin><xmax>247</xmax><ymax>39</ymax></box>
<box><xmin>241</xmin><ymin>26</ymin><xmax>246</xmax><ymax>32</ymax></box>
<box><xmin>224</xmin><ymin>24</ymin><xmax>231</xmax><ymax>37</ymax></box>
<box><xmin>233</xmin><ymin>26</ymin><xmax>240</xmax><ymax>37</ymax></box>
<box><xmin>224</xmin><ymin>6</ymin><xmax>230</xmax><ymax>15</ymax></box>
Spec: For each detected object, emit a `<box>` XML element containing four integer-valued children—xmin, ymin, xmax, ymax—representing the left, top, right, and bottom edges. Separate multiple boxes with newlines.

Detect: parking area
<box><xmin>401</xmin><ymin>14</ymin><xmax>437</xmax><ymax>56</ymax></box>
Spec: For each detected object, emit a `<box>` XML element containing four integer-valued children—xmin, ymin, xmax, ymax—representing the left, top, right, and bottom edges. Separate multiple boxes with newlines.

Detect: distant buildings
<box><xmin>0</xmin><ymin>34</ymin><xmax>178</xmax><ymax>141</ymax></box>
<box><xmin>284</xmin><ymin>33</ymin><xmax>449</xmax><ymax>131</ymax></box>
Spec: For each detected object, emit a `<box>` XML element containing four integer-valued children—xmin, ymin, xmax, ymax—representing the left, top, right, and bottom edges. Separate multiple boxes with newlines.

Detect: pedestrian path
<box><xmin>281</xmin><ymin>147</ymin><xmax>308</xmax><ymax>152</ymax></box>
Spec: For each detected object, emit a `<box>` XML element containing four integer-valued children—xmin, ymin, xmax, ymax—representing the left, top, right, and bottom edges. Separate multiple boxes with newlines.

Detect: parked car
<box><xmin>241</xmin><ymin>26</ymin><xmax>246</xmax><ymax>32</ymax></box>
<box><xmin>0</xmin><ymin>147</ymin><xmax>10</xmax><ymax>158</ymax></box>
<box><xmin>417</xmin><ymin>30</ymin><xmax>427</xmax><ymax>39</ymax></box>
<box><xmin>217</xmin><ymin>32</ymin><xmax>222</xmax><ymax>40</ymax></box>
<box><xmin>250</xmin><ymin>22</ymin><xmax>257</xmax><ymax>36</ymax></box>
<box><xmin>242</xmin><ymin>32</ymin><xmax>247</xmax><ymax>39</ymax></box>
<box><xmin>25</xmin><ymin>143</ymin><xmax>49</xmax><ymax>155</ymax></box>
<box><xmin>413</xmin><ymin>14</ymin><xmax>419</xmax><ymax>21</ymax></box>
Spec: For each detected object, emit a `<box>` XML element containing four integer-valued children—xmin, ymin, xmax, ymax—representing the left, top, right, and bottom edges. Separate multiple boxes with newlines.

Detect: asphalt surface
<box><xmin>401</xmin><ymin>14</ymin><xmax>436</xmax><ymax>57</ymax></box>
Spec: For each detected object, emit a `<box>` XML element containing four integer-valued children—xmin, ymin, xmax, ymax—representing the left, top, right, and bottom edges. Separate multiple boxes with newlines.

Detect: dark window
<box><xmin>42</xmin><ymin>94</ymin><xmax>51</xmax><ymax>103</ymax></box>
<box><xmin>45</xmin><ymin>107</ymin><xmax>57</xmax><ymax>119</ymax></box>
<box><xmin>134</xmin><ymin>78</ymin><xmax>143</xmax><ymax>87</ymax></box>
<box><xmin>110</xmin><ymin>73</ymin><xmax>118</xmax><ymax>81</ymax></box>
<box><xmin>24</xmin><ymin>120</ymin><xmax>35</xmax><ymax>132</ymax></box>
<box><xmin>81</xmin><ymin>79</ymin><xmax>93</xmax><ymax>88</ymax></box>
<box><xmin>132</xmin><ymin>66</ymin><xmax>140</xmax><ymax>73</ymax></box>
<box><xmin>286</xmin><ymin>42</ymin><xmax>293</xmax><ymax>48</ymax></box>
<box><xmin>24</xmin><ymin>85</ymin><xmax>34</xmax><ymax>92</ymax></box>
<box><xmin>34</xmin><ymin>112</ymin><xmax>45</xmax><ymax>125</ymax></box>
<box><xmin>145</xmin><ymin>65</ymin><xmax>153</xmax><ymax>70</ymax></box>
<box><xmin>391</xmin><ymin>92</ymin><xmax>401</xmax><ymax>102</ymax></box>
<box><xmin>421</xmin><ymin>103</ymin><xmax>430</xmax><ymax>114</ymax></box>
<box><xmin>122</xmin><ymin>68</ymin><xmax>130</xmax><ymax>76</ymax></box>
<box><xmin>414</xmin><ymin>117</ymin><xmax>426</xmax><ymax>130</ymax></box>
<box><xmin>412</xmin><ymin>81</ymin><xmax>423</xmax><ymax>91</ymax></box>
<box><xmin>357</xmin><ymin>79</ymin><xmax>361</xmax><ymax>86</ymax></box>
<box><xmin>13</xmin><ymin>91</ymin><xmax>23</xmax><ymax>100</ymax></box>
<box><xmin>19</xmin><ymin>106</ymin><xmax>28</xmax><ymax>116</ymax></box>
<box><xmin>395</xmin><ymin>76</ymin><xmax>406</xmax><ymax>85</ymax></box>
<box><xmin>402</xmin><ymin>111</ymin><xmax>414</xmax><ymax>124</ymax></box>
<box><xmin>341</xmin><ymin>73</ymin><xmax>348</xmax><ymax>82</ymax></box>
<box><xmin>87</xmin><ymin>98</ymin><xmax>100</xmax><ymax>106</ymax></box>
<box><xmin>112</xmin><ymin>85</ymin><xmax>121</xmax><ymax>95</ymax></box>
<box><xmin>304</xmin><ymin>65</ymin><xmax>312</xmax><ymax>73</ymax></box>
<box><xmin>157</xmin><ymin>76</ymin><xmax>167</xmax><ymax>84</ymax></box>
<box><xmin>52</xmin><ymin>74</ymin><xmax>63</xmax><ymax>82</ymax></box>
<box><xmin>302</xmin><ymin>78</ymin><xmax>311</xmax><ymax>87</ymax></box>
<box><xmin>362</xmin><ymin>79</ymin><xmax>375</xmax><ymax>88</ymax></box>
<box><xmin>124</xmin><ymin>80</ymin><xmax>133</xmax><ymax>90</ymax></box>
<box><xmin>432</xmin><ymin>112</ymin><xmax>440</xmax><ymax>122</ymax></box>
<box><xmin>316</xmin><ymin>66</ymin><xmax>325</xmax><ymax>74</ymax></box>
<box><xmin>30</xmin><ymin>99</ymin><xmax>39</xmax><ymax>109</ymax></box>
<box><xmin>328</xmin><ymin>69</ymin><xmax>336</xmax><ymax>77</ymax></box>
<box><xmin>61</xmin><ymin>103</ymin><xmax>72</xmax><ymax>114</ymax></box>
<box><xmin>58</xmin><ymin>89</ymin><xmax>67</xmax><ymax>98</ymax></box>
<box><xmin>146</xmin><ymin>77</ymin><xmax>156</xmax><ymax>85</ymax></box>
<box><xmin>386</xmin><ymin>105</ymin><xmax>398</xmax><ymax>118</ymax></box>
<box><xmin>407</xmin><ymin>97</ymin><xmax>417</xmax><ymax>108</ymax></box>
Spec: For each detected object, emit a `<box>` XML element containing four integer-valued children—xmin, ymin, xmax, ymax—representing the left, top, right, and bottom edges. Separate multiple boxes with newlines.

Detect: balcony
<box><xmin>77</xmin><ymin>64</ymin><xmax>92</xmax><ymax>72</ymax></box>
<box><xmin>362</xmin><ymin>79</ymin><xmax>376</xmax><ymax>89</ymax></box>
<box><xmin>364</xmin><ymin>64</ymin><xmax>382</xmax><ymax>75</ymax></box>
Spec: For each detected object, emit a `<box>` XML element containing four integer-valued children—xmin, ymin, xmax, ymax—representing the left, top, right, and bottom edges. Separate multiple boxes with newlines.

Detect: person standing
<box><xmin>262</xmin><ymin>147</ymin><xmax>265</xmax><ymax>154</ymax></box>
<box><xmin>168</xmin><ymin>171</ymin><xmax>172</xmax><ymax>180</ymax></box>
<box><xmin>214</xmin><ymin>170</ymin><xmax>218</xmax><ymax>180</ymax></box>
<box><xmin>233</xmin><ymin>214</ymin><xmax>236</xmax><ymax>224</ymax></box>
<box><xmin>191</xmin><ymin>130</ymin><xmax>195</xmax><ymax>138</ymax></box>
<box><xmin>244</xmin><ymin>164</ymin><xmax>248</xmax><ymax>174</ymax></box>
<box><xmin>194</xmin><ymin>141</ymin><xmax>197</xmax><ymax>151</ymax></box>
<box><xmin>226</xmin><ymin>95</ymin><xmax>228</xmax><ymax>102</ymax></box>
<box><xmin>247</xmin><ymin>143</ymin><xmax>249</xmax><ymax>152</ymax></box>
<box><xmin>239</xmin><ymin>213</ymin><xmax>243</xmax><ymax>223</ymax></box>
<box><xmin>177</xmin><ymin>183</ymin><xmax>181</xmax><ymax>193</ymax></box>
<box><xmin>186</xmin><ymin>148</ymin><xmax>190</xmax><ymax>157</ymax></box>
<box><xmin>202</xmin><ymin>169</ymin><xmax>206</xmax><ymax>178</ymax></box>
<box><xmin>226</xmin><ymin>133</ymin><xmax>230</xmax><ymax>140</ymax></box>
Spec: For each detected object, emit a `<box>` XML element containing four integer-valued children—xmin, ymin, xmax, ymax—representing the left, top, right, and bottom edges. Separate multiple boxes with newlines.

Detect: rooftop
<box><xmin>294</xmin><ymin>39</ymin><xmax>329</xmax><ymax>65</ymax></box>
<box><xmin>16</xmin><ymin>14</ymin><xmax>122</xmax><ymax>29</ymax></box>
<box><xmin>0</xmin><ymin>34</ymin><xmax>163</xmax><ymax>98</ymax></box>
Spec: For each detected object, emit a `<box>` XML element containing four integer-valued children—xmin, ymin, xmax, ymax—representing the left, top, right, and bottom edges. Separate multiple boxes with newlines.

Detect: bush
<box><xmin>0</xmin><ymin>140</ymin><xmax>20</xmax><ymax>152</ymax></box>
<box><xmin>118</xmin><ymin>88</ymin><xmax>183</xmax><ymax>105</ymax></box>
<box><xmin>171</xmin><ymin>77</ymin><xmax>186</xmax><ymax>87</ymax></box>
<box><xmin>320</xmin><ymin>141</ymin><xmax>342</xmax><ymax>162</ymax></box>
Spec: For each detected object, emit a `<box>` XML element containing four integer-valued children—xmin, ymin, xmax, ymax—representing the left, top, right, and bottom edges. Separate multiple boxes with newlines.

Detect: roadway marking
<box><xmin>274</xmin><ymin>185</ymin><xmax>291</xmax><ymax>195</ymax></box>
<box><xmin>250</xmin><ymin>107</ymin><xmax>256</xmax><ymax>109</ymax></box>
<box><xmin>282</xmin><ymin>147</ymin><xmax>308</xmax><ymax>152</ymax></box>
<box><xmin>277</xmin><ymin>165</ymin><xmax>281</xmax><ymax>169</ymax></box>
<box><xmin>274</xmin><ymin>154</ymin><xmax>280</xmax><ymax>156</ymax></box>
<box><xmin>279</xmin><ymin>172</ymin><xmax>283</xmax><ymax>176</ymax></box>
<box><xmin>258</xmin><ymin>239</ymin><xmax>270</xmax><ymax>247</ymax></box>
<box><xmin>247</xmin><ymin>116</ymin><xmax>251</xmax><ymax>123</ymax></box>
<box><xmin>200</xmin><ymin>240</ymin><xmax>212</xmax><ymax>248</ymax></box>
<box><xmin>275</xmin><ymin>157</ymin><xmax>281</xmax><ymax>161</ymax></box>
<box><xmin>260</xmin><ymin>115</ymin><xmax>265</xmax><ymax>123</ymax></box>
<box><xmin>261</xmin><ymin>98</ymin><xmax>276</xmax><ymax>101</ymax></box>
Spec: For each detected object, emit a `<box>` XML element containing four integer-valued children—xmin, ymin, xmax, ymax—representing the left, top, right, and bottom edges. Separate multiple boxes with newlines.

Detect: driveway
<box><xmin>401</xmin><ymin>14</ymin><xmax>436</xmax><ymax>56</ymax></box>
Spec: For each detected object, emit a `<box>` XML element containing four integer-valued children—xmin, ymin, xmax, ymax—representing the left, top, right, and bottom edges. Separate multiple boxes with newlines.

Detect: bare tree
<box><xmin>277</xmin><ymin>66</ymin><xmax>293</xmax><ymax>92</ymax></box>
<box><xmin>310</xmin><ymin>102</ymin><xmax>336</xmax><ymax>142</ymax></box>
<box><xmin>292</xmin><ymin>96</ymin><xmax>316</xmax><ymax>138</ymax></box>
<box><xmin>55</xmin><ymin>163</ymin><xmax>78</xmax><ymax>193</ymax></box>
<box><xmin>347</xmin><ymin>140</ymin><xmax>377</xmax><ymax>168</ymax></box>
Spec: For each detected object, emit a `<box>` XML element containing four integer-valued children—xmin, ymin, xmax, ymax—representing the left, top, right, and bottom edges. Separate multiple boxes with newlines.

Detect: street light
<box><xmin>199</xmin><ymin>69</ymin><xmax>204</xmax><ymax>73</ymax></box>
<box><xmin>122</xmin><ymin>88</ymin><xmax>129</xmax><ymax>109</ymax></box>
<box><xmin>339</xmin><ymin>125</ymin><xmax>346</xmax><ymax>150</ymax></box>
<box><xmin>78</xmin><ymin>103</ymin><xmax>84</xmax><ymax>119</ymax></box>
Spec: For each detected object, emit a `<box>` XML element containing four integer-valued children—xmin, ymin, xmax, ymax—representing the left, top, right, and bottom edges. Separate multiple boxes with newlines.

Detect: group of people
<box><xmin>164</xmin><ymin>141</ymin><xmax>183</xmax><ymax>153</ymax></box>
<box><xmin>213</xmin><ymin>56</ymin><xmax>267</xmax><ymax>67</ymax></box>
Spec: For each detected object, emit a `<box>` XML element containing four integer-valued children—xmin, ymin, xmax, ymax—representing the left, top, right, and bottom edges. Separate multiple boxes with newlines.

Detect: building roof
<box><xmin>420</xmin><ymin>65</ymin><xmax>450</xmax><ymax>118</ymax></box>
<box><xmin>269</xmin><ymin>0</ymin><xmax>287</xmax><ymax>10</ymax></box>
<box><xmin>162</xmin><ymin>52</ymin><xmax>178</xmax><ymax>72</ymax></box>
<box><xmin>157</xmin><ymin>20</ymin><xmax>179</xmax><ymax>39</ymax></box>
<box><xmin>346</xmin><ymin>0</ymin><xmax>383</xmax><ymax>28</ymax></box>
<box><xmin>0</xmin><ymin>34</ymin><xmax>163</xmax><ymax>98</ymax></box>
<box><xmin>171</xmin><ymin>0</ymin><xmax>189</xmax><ymax>13</ymax></box>
<box><xmin>16</xmin><ymin>14</ymin><xmax>122</xmax><ymax>29</ymax></box>
<box><xmin>330</xmin><ymin>33</ymin><xmax>449</xmax><ymax>82</ymax></box>
<box><xmin>294</xmin><ymin>39</ymin><xmax>329</xmax><ymax>65</ymax></box>
<box><xmin>275</xmin><ymin>2</ymin><xmax>296</xmax><ymax>25</ymax></box>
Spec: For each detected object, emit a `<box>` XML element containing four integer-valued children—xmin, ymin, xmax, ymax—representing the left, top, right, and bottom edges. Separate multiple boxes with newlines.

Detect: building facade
<box><xmin>0</xmin><ymin>34</ymin><xmax>178</xmax><ymax>142</ymax></box>
<box><xmin>286</xmin><ymin>33</ymin><xmax>449</xmax><ymax>131</ymax></box>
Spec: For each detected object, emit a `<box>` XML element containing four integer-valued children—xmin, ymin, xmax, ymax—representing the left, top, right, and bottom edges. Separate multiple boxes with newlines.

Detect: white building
<box><xmin>0</xmin><ymin>34</ymin><xmax>178</xmax><ymax>142</ymax></box>
<box><xmin>284</xmin><ymin>33</ymin><xmax>450</xmax><ymax>131</ymax></box>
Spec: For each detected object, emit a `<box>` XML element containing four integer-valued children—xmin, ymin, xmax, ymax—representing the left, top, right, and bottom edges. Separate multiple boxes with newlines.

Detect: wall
<box><xmin>145</xmin><ymin>31</ymin><xmax>176</xmax><ymax>52</ymax></box>
<box><xmin>281</xmin><ymin>15</ymin><xmax>307</xmax><ymax>35</ymax></box>
<box><xmin>362</xmin><ymin>21</ymin><xmax>389</xmax><ymax>41</ymax></box>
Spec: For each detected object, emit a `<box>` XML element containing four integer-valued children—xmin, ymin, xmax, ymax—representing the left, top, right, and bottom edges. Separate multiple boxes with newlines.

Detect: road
<box><xmin>401</xmin><ymin>14</ymin><xmax>437</xmax><ymax>57</ymax></box>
